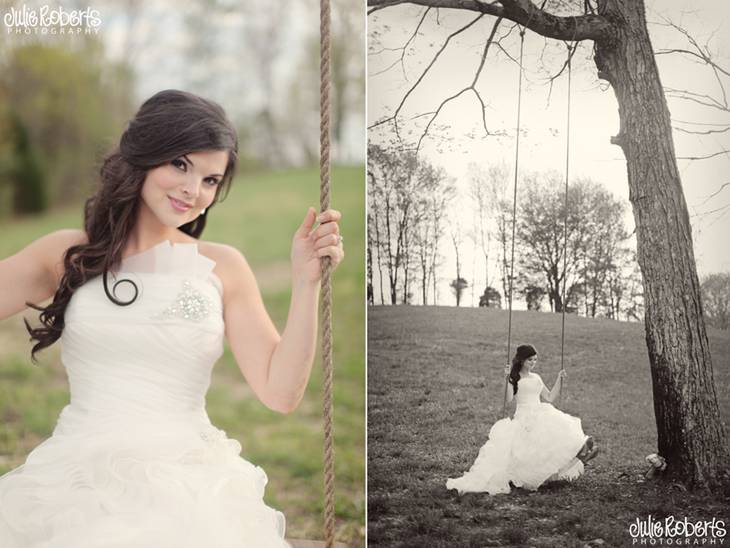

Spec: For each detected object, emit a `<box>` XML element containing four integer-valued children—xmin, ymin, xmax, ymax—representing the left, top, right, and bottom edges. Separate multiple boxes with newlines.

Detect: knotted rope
<box><xmin>319</xmin><ymin>0</ymin><xmax>335</xmax><ymax>546</ymax></box>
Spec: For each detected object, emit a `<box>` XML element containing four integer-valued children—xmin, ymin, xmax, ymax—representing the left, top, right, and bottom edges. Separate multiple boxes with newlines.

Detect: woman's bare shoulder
<box><xmin>197</xmin><ymin>240</ymin><xmax>250</xmax><ymax>271</ymax></box>
<box><xmin>48</xmin><ymin>228</ymin><xmax>89</xmax><ymax>248</ymax></box>
<box><xmin>196</xmin><ymin>241</ymin><xmax>255</xmax><ymax>296</ymax></box>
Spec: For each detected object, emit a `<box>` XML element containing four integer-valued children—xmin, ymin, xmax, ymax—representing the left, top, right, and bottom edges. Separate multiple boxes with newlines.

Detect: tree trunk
<box><xmin>373</xmin><ymin>204</ymin><xmax>386</xmax><ymax>306</ymax></box>
<box><xmin>384</xmin><ymin>192</ymin><xmax>398</xmax><ymax>305</ymax></box>
<box><xmin>595</xmin><ymin>0</ymin><xmax>728</xmax><ymax>487</ymax></box>
<box><xmin>366</xmin><ymin>245</ymin><xmax>374</xmax><ymax>305</ymax></box>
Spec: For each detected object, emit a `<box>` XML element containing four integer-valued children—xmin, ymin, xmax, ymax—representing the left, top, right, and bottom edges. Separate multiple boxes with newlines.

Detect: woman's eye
<box><xmin>205</xmin><ymin>178</ymin><xmax>221</xmax><ymax>186</ymax></box>
<box><xmin>171</xmin><ymin>158</ymin><xmax>187</xmax><ymax>171</ymax></box>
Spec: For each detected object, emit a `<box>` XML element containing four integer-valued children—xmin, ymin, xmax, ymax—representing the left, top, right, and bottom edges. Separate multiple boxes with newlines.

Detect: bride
<box><xmin>447</xmin><ymin>344</ymin><xmax>599</xmax><ymax>495</ymax></box>
<box><xmin>0</xmin><ymin>89</ymin><xmax>344</xmax><ymax>547</ymax></box>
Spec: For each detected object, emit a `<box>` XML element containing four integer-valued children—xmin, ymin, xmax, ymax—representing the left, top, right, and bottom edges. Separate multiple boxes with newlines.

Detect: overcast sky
<box><xmin>100</xmin><ymin>0</ymin><xmax>365</xmax><ymax>163</ymax></box>
<box><xmin>368</xmin><ymin>0</ymin><xmax>730</xmax><ymax>307</ymax></box>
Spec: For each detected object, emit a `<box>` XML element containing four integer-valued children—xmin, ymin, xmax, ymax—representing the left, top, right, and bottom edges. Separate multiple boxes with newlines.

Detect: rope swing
<box><xmin>501</xmin><ymin>32</ymin><xmax>575</xmax><ymax>416</ymax></box>
<box><xmin>558</xmin><ymin>42</ymin><xmax>574</xmax><ymax>408</ymax></box>
<box><xmin>319</xmin><ymin>0</ymin><xmax>336</xmax><ymax>546</ymax></box>
<box><xmin>502</xmin><ymin>27</ymin><xmax>526</xmax><ymax>418</ymax></box>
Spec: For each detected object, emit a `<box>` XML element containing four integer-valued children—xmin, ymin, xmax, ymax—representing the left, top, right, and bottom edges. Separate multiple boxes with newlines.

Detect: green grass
<box><xmin>367</xmin><ymin>305</ymin><xmax>730</xmax><ymax>547</ymax></box>
<box><xmin>0</xmin><ymin>165</ymin><xmax>365</xmax><ymax>546</ymax></box>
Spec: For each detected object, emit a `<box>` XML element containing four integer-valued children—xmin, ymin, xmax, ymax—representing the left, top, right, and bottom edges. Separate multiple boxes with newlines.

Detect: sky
<box><xmin>38</xmin><ymin>0</ymin><xmax>366</xmax><ymax>164</ymax></box>
<box><xmin>368</xmin><ymin>0</ymin><xmax>730</xmax><ymax>307</ymax></box>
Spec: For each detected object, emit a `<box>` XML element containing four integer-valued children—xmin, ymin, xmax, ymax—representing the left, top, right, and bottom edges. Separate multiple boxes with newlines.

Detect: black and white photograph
<box><xmin>367</xmin><ymin>0</ymin><xmax>729</xmax><ymax>546</ymax></box>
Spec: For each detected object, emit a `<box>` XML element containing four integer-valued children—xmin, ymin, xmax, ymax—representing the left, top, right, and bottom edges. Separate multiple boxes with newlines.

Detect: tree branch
<box><xmin>699</xmin><ymin>182</ymin><xmax>730</xmax><ymax>206</ymax></box>
<box><xmin>676</xmin><ymin>149</ymin><xmax>730</xmax><ymax>161</ymax></box>
<box><xmin>369</xmin><ymin>8</ymin><xmax>432</xmax><ymax>81</ymax></box>
<box><xmin>367</xmin><ymin>0</ymin><xmax>613</xmax><ymax>42</ymax></box>
<box><xmin>368</xmin><ymin>13</ymin><xmax>485</xmax><ymax>139</ymax></box>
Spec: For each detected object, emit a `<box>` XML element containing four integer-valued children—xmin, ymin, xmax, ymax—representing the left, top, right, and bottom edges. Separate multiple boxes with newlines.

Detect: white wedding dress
<box><xmin>446</xmin><ymin>373</ymin><xmax>588</xmax><ymax>495</ymax></box>
<box><xmin>0</xmin><ymin>240</ymin><xmax>289</xmax><ymax>547</ymax></box>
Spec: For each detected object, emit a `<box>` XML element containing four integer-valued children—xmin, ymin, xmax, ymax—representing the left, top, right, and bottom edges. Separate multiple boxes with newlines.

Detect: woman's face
<box><xmin>140</xmin><ymin>149</ymin><xmax>229</xmax><ymax>227</ymax></box>
<box><xmin>523</xmin><ymin>354</ymin><xmax>538</xmax><ymax>372</ymax></box>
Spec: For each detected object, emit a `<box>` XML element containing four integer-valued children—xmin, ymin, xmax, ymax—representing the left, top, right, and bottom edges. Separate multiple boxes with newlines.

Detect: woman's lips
<box><xmin>168</xmin><ymin>196</ymin><xmax>192</xmax><ymax>212</ymax></box>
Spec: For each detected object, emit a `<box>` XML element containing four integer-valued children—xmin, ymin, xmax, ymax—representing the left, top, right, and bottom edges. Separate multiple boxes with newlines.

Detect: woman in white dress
<box><xmin>0</xmin><ymin>89</ymin><xmax>344</xmax><ymax>547</ymax></box>
<box><xmin>446</xmin><ymin>344</ymin><xmax>599</xmax><ymax>495</ymax></box>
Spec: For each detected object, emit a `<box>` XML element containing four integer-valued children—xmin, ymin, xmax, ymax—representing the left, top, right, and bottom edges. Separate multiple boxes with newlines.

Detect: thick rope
<box><xmin>558</xmin><ymin>44</ymin><xmax>573</xmax><ymax>408</ymax></box>
<box><xmin>502</xmin><ymin>28</ymin><xmax>526</xmax><ymax>418</ymax></box>
<box><xmin>319</xmin><ymin>0</ymin><xmax>335</xmax><ymax>546</ymax></box>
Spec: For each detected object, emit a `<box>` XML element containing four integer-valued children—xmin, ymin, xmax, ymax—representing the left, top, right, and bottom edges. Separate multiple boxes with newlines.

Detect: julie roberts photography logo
<box><xmin>630</xmin><ymin>515</ymin><xmax>726</xmax><ymax>545</ymax></box>
<box><xmin>3</xmin><ymin>4</ymin><xmax>101</xmax><ymax>35</ymax></box>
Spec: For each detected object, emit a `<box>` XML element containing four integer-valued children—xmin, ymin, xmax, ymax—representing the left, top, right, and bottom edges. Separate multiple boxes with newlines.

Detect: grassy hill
<box><xmin>368</xmin><ymin>305</ymin><xmax>729</xmax><ymax>547</ymax></box>
<box><xmin>0</xmin><ymin>165</ymin><xmax>365</xmax><ymax>546</ymax></box>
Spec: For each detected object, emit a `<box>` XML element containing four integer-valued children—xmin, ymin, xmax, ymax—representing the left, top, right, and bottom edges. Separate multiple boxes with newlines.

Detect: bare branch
<box><xmin>545</xmin><ymin>41</ymin><xmax>578</xmax><ymax>106</ymax></box>
<box><xmin>411</xmin><ymin>17</ymin><xmax>504</xmax><ymax>154</ymax></box>
<box><xmin>699</xmin><ymin>182</ymin><xmax>730</xmax><ymax>206</ymax></box>
<box><xmin>368</xmin><ymin>13</ymin><xmax>485</xmax><ymax>139</ymax></box>
<box><xmin>672</xmin><ymin>119</ymin><xmax>730</xmax><ymax>127</ymax></box>
<box><xmin>673</xmin><ymin>125</ymin><xmax>730</xmax><ymax>136</ymax></box>
<box><xmin>367</xmin><ymin>0</ymin><xmax>613</xmax><ymax>42</ymax></box>
<box><xmin>677</xmin><ymin>149</ymin><xmax>730</xmax><ymax>161</ymax></box>
<box><xmin>665</xmin><ymin>87</ymin><xmax>729</xmax><ymax>113</ymax></box>
<box><xmin>369</xmin><ymin>8</ymin><xmax>431</xmax><ymax>80</ymax></box>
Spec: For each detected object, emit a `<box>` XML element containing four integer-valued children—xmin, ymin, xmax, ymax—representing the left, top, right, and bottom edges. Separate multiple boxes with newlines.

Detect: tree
<box><xmin>468</xmin><ymin>162</ymin><xmax>499</xmax><ymax>302</ymax></box>
<box><xmin>1</xmin><ymin>42</ymin><xmax>132</xmax><ymax>206</ymax></box>
<box><xmin>368</xmin><ymin>144</ymin><xmax>408</xmax><ymax>305</ymax></box>
<box><xmin>412</xmin><ymin>162</ymin><xmax>450</xmax><ymax>304</ymax></box>
<box><xmin>450</xmin><ymin>224</ymin><xmax>464</xmax><ymax>306</ymax></box>
<box><xmin>482</xmin><ymin>164</ymin><xmax>513</xmax><ymax>309</ymax></box>
<box><xmin>524</xmin><ymin>284</ymin><xmax>545</xmax><ymax>311</ymax></box>
<box><xmin>516</xmin><ymin>174</ymin><xmax>613</xmax><ymax>313</ymax></box>
<box><xmin>9</xmin><ymin>112</ymin><xmax>46</xmax><ymax>214</ymax></box>
<box><xmin>428</xmin><ymin>184</ymin><xmax>452</xmax><ymax>305</ymax></box>
<box><xmin>450</xmin><ymin>277</ymin><xmax>468</xmax><ymax>306</ymax></box>
<box><xmin>368</xmin><ymin>0</ymin><xmax>729</xmax><ymax>489</ymax></box>
<box><xmin>369</xmin><ymin>143</ymin><xmax>453</xmax><ymax>305</ymax></box>
<box><xmin>479</xmin><ymin>286</ymin><xmax>501</xmax><ymax>308</ymax></box>
<box><xmin>575</xmin><ymin>185</ymin><xmax>628</xmax><ymax>318</ymax></box>
<box><xmin>701</xmin><ymin>273</ymin><xmax>730</xmax><ymax>330</ymax></box>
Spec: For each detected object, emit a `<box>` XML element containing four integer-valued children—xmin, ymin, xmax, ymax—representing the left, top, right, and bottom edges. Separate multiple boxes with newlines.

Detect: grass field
<box><xmin>367</xmin><ymin>305</ymin><xmax>730</xmax><ymax>547</ymax></box>
<box><xmin>0</xmin><ymin>165</ymin><xmax>365</xmax><ymax>546</ymax></box>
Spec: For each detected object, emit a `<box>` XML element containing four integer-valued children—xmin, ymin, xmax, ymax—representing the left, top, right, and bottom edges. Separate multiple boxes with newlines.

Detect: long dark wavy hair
<box><xmin>24</xmin><ymin>89</ymin><xmax>239</xmax><ymax>363</ymax></box>
<box><xmin>508</xmin><ymin>345</ymin><xmax>537</xmax><ymax>396</ymax></box>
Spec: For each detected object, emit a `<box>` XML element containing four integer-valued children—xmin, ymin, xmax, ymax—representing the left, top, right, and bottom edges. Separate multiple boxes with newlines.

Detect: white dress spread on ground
<box><xmin>0</xmin><ymin>240</ymin><xmax>289</xmax><ymax>548</ymax></box>
<box><xmin>446</xmin><ymin>373</ymin><xmax>587</xmax><ymax>495</ymax></box>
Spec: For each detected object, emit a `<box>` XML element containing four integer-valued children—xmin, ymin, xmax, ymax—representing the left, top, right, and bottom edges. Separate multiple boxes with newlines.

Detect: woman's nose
<box><xmin>181</xmin><ymin>178</ymin><xmax>201</xmax><ymax>198</ymax></box>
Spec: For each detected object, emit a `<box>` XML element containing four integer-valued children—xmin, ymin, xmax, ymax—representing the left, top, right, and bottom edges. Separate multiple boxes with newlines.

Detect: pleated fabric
<box><xmin>447</xmin><ymin>373</ymin><xmax>587</xmax><ymax>495</ymax></box>
<box><xmin>0</xmin><ymin>240</ymin><xmax>289</xmax><ymax>547</ymax></box>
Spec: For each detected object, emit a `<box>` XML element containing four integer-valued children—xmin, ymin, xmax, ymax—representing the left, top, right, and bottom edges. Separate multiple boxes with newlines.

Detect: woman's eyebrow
<box><xmin>182</xmin><ymin>154</ymin><xmax>223</xmax><ymax>177</ymax></box>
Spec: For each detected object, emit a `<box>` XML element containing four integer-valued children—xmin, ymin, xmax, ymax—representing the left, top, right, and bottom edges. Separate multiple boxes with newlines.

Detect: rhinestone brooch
<box><xmin>156</xmin><ymin>279</ymin><xmax>213</xmax><ymax>321</ymax></box>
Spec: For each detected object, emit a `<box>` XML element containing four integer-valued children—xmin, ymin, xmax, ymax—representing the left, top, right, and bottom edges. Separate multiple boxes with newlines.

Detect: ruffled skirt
<box><xmin>446</xmin><ymin>402</ymin><xmax>587</xmax><ymax>495</ymax></box>
<box><xmin>0</xmin><ymin>405</ymin><xmax>289</xmax><ymax>548</ymax></box>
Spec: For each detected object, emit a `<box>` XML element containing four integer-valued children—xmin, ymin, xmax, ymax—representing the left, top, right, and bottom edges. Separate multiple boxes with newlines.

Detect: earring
<box><xmin>200</xmin><ymin>208</ymin><xmax>207</xmax><ymax>215</ymax></box>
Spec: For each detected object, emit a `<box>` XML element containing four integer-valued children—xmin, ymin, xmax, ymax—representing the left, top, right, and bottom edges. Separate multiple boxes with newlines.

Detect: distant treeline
<box><xmin>367</xmin><ymin>144</ymin><xmax>643</xmax><ymax>321</ymax></box>
<box><xmin>368</xmin><ymin>145</ymin><xmax>730</xmax><ymax>329</ymax></box>
<box><xmin>0</xmin><ymin>39</ymin><xmax>134</xmax><ymax>217</ymax></box>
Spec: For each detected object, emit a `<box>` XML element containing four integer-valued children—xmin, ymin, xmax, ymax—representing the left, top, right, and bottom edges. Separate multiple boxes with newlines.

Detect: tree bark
<box><xmin>594</xmin><ymin>0</ymin><xmax>728</xmax><ymax>487</ymax></box>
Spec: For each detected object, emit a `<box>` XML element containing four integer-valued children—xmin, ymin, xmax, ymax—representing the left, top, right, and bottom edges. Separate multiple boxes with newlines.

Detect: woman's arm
<box><xmin>220</xmin><ymin>208</ymin><xmax>343</xmax><ymax>414</ymax></box>
<box><xmin>0</xmin><ymin>229</ymin><xmax>86</xmax><ymax>321</ymax></box>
